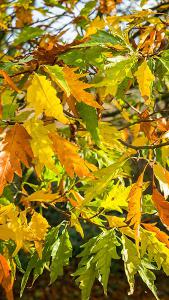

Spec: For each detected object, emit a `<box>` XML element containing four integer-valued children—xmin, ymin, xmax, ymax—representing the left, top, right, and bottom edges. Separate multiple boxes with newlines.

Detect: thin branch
<box><xmin>118</xmin><ymin>139</ymin><xmax>169</xmax><ymax>150</ymax></box>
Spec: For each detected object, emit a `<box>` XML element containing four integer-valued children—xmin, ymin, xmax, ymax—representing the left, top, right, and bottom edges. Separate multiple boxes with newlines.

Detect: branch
<box><xmin>118</xmin><ymin>139</ymin><xmax>169</xmax><ymax>150</ymax></box>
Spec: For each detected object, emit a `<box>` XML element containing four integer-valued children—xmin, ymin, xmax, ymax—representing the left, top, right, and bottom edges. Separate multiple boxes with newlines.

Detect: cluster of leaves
<box><xmin>0</xmin><ymin>0</ymin><xmax>169</xmax><ymax>299</ymax></box>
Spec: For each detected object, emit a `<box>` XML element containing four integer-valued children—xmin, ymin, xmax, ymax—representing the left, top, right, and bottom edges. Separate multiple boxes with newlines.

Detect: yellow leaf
<box><xmin>135</xmin><ymin>60</ymin><xmax>155</xmax><ymax>104</ymax></box>
<box><xmin>0</xmin><ymin>205</ymin><xmax>49</xmax><ymax>257</ymax></box>
<box><xmin>49</xmin><ymin>132</ymin><xmax>96</xmax><ymax>178</ymax></box>
<box><xmin>28</xmin><ymin>212</ymin><xmax>50</xmax><ymax>258</ymax></box>
<box><xmin>70</xmin><ymin>212</ymin><xmax>84</xmax><ymax>238</ymax></box>
<box><xmin>154</xmin><ymin>163</ymin><xmax>169</xmax><ymax>198</ymax></box>
<box><xmin>126</xmin><ymin>171</ymin><xmax>144</xmax><ymax>253</ymax></box>
<box><xmin>63</xmin><ymin>66</ymin><xmax>102</xmax><ymax>109</ymax></box>
<box><xmin>27</xmin><ymin>73</ymin><xmax>68</xmax><ymax>124</ymax></box>
<box><xmin>85</xmin><ymin>16</ymin><xmax>105</xmax><ymax>37</ymax></box>
<box><xmin>24</xmin><ymin>118</ymin><xmax>58</xmax><ymax>176</ymax></box>
<box><xmin>22</xmin><ymin>190</ymin><xmax>62</xmax><ymax>203</ymax></box>
<box><xmin>107</xmin><ymin>216</ymin><xmax>134</xmax><ymax>238</ymax></box>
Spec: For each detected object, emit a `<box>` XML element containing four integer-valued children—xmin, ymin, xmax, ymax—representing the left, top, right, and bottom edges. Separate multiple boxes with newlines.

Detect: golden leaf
<box><xmin>49</xmin><ymin>132</ymin><xmax>96</xmax><ymax>178</ymax></box>
<box><xmin>27</xmin><ymin>73</ymin><xmax>68</xmax><ymax>124</ymax></box>
<box><xmin>126</xmin><ymin>171</ymin><xmax>144</xmax><ymax>252</ymax></box>
<box><xmin>22</xmin><ymin>190</ymin><xmax>62</xmax><ymax>204</ymax></box>
<box><xmin>28</xmin><ymin>212</ymin><xmax>50</xmax><ymax>258</ymax></box>
<box><xmin>24</xmin><ymin>118</ymin><xmax>58</xmax><ymax>176</ymax></box>
<box><xmin>0</xmin><ymin>124</ymin><xmax>33</xmax><ymax>195</ymax></box>
<box><xmin>135</xmin><ymin>60</ymin><xmax>155</xmax><ymax>104</ymax></box>
<box><xmin>63</xmin><ymin>66</ymin><xmax>102</xmax><ymax>109</ymax></box>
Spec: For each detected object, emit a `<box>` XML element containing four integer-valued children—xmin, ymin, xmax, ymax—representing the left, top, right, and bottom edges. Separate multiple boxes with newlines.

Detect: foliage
<box><xmin>0</xmin><ymin>0</ymin><xmax>169</xmax><ymax>299</ymax></box>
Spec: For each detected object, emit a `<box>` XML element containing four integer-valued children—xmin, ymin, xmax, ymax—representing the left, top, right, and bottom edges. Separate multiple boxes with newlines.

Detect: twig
<box><xmin>118</xmin><ymin>139</ymin><xmax>169</xmax><ymax>150</ymax></box>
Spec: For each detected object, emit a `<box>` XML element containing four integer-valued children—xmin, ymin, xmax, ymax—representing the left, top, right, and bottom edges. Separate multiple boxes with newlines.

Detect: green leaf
<box><xmin>121</xmin><ymin>235</ymin><xmax>140</xmax><ymax>295</ymax></box>
<box><xmin>77</xmin><ymin>102</ymin><xmax>100</xmax><ymax>144</ymax></box>
<box><xmin>141</xmin><ymin>229</ymin><xmax>169</xmax><ymax>275</ymax></box>
<box><xmin>91</xmin><ymin>230</ymin><xmax>120</xmax><ymax>294</ymax></box>
<box><xmin>80</xmin><ymin>1</ymin><xmax>97</xmax><ymax>16</ymax></box>
<box><xmin>50</xmin><ymin>228</ymin><xmax>72</xmax><ymax>284</ymax></box>
<box><xmin>84</xmin><ymin>160</ymin><xmax>126</xmax><ymax>204</ymax></box>
<box><xmin>13</xmin><ymin>27</ymin><xmax>44</xmax><ymax>46</ymax></box>
<box><xmin>74</xmin><ymin>237</ymin><xmax>98</xmax><ymax>300</ymax></box>
<box><xmin>74</xmin><ymin>230</ymin><xmax>120</xmax><ymax>299</ymax></box>
<box><xmin>138</xmin><ymin>266</ymin><xmax>159</xmax><ymax>300</ymax></box>
<box><xmin>20</xmin><ymin>226</ymin><xmax>61</xmax><ymax>296</ymax></box>
<box><xmin>20</xmin><ymin>253</ymin><xmax>38</xmax><ymax>297</ymax></box>
<box><xmin>59</xmin><ymin>46</ymin><xmax>106</xmax><ymax>68</ymax></box>
<box><xmin>94</xmin><ymin>58</ymin><xmax>136</xmax><ymax>97</ymax></box>
<box><xmin>44</xmin><ymin>65</ymin><xmax>71</xmax><ymax>97</ymax></box>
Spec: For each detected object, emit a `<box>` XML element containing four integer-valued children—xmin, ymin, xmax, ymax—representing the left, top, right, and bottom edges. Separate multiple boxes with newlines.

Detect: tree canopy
<box><xmin>0</xmin><ymin>0</ymin><xmax>169</xmax><ymax>299</ymax></box>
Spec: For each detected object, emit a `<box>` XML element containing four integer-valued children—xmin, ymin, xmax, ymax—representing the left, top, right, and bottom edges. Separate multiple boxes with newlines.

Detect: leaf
<box><xmin>122</xmin><ymin>235</ymin><xmax>159</xmax><ymax>299</ymax></box>
<box><xmin>24</xmin><ymin>118</ymin><xmax>58</xmax><ymax>176</ymax></box>
<box><xmin>152</xmin><ymin>186</ymin><xmax>169</xmax><ymax>229</ymax></box>
<box><xmin>77</xmin><ymin>102</ymin><xmax>100</xmax><ymax>144</ymax></box>
<box><xmin>28</xmin><ymin>212</ymin><xmax>50</xmax><ymax>258</ymax></box>
<box><xmin>62</xmin><ymin>66</ymin><xmax>101</xmax><ymax>109</ymax></box>
<box><xmin>142</xmin><ymin>223</ymin><xmax>169</xmax><ymax>249</ymax></box>
<box><xmin>100</xmin><ymin>182</ymin><xmax>130</xmax><ymax>212</ymax></box>
<box><xmin>50</xmin><ymin>228</ymin><xmax>72</xmax><ymax>284</ymax></box>
<box><xmin>49</xmin><ymin>132</ymin><xmax>96</xmax><ymax>178</ymax></box>
<box><xmin>0</xmin><ymin>69</ymin><xmax>20</xmax><ymax>93</ymax></box>
<box><xmin>153</xmin><ymin>163</ymin><xmax>169</xmax><ymax>198</ymax></box>
<box><xmin>91</xmin><ymin>230</ymin><xmax>120</xmax><ymax>294</ymax></box>
<box><xmin>22</xmin><ymin>190</ymin><xmax>61</xmax><ymax>204</ymax></box>
<box><xmin>74</xmin><ymin>230</ymin><xmax>120</xmax><ymax>299</ymax></box>
<box><xmin>141</xmin><ymin>229</ymin><xmax>169</xmax><ymax>276</ymax></box>
<box><xmin>70</xmin><ymin>212</ymin><xmax>84</xmax><ymax>238</ymax></box>
<box><xmin>20</xmin><ymin>253</ymin><xmax>38</xmax><ymax>297</ymax></box>
<box><xmin>0</xmin><ymin>124</ymin><xmax>33</xmax><ymax>195</ymax></box>
<box><xmin>95</xmin><ymin>58</ymin><xmax>135</xmax><ymax>98</ymax></box>
<box><xmin>20</xmin><ymin>225</ymin><xmax>61</xmax><ymax>296</ymax></box>
<box><xmin>121</xmin><ymin>235</ymin><xmax>140</xmax><ymax>295</ymax></box>
<box><xmin>138</xmin><ymin>266</ymin><xmax>159</xmax><ymax>300</ymax></box>
<box><xmin>84</xmin><ymin>160</ymin><xmax>126</xmax><ymax>204</ymax></box>
<box><xmin>0</xmin><ymin>254</ymin><xmax>13</xmax><ymax>300</ymax></box>
<box><xmin>126</xmin><ymin>171</ymin><xmax>144</xmax><ymax>252</ymax></box>
<box><xmin>13</xmin><ymin>26</ymin><xmax>44</xmax><ymax>46</ymax></box>
<box><xmin>135</xmin><ymin>60</ymin><xmax>155</xmax><ymax>104</ymax></box>
<box><xmin>44</xmin><ymin>65</ymin><xmax>71</xmax><ymax>97</ymax></box>
<box><xmin>27</xmin><ymin>73</ymin><xmax>68</xmax><ymax>124</ymax></box>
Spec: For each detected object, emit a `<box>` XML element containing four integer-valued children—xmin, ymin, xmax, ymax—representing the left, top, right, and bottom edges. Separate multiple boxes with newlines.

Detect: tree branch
<box><xmin>118</xmin><ymin>139</ymin><xmax>169</xmax><ymax>150</ymax></box>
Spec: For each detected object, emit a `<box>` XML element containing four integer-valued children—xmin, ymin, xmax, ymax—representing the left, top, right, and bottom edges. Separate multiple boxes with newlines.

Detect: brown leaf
<box><xmin>49</xmin><ymin>132</ymin><xmax>96</xmax><ymax>178</ymax></box>
<box><xmin>0</xmin><ymin>70</ymin><xmax>20</xmax><ymax>93</ymax></box>
<box><xmin>0</xmin><ymin>124</ymin><xmax>33</xmax><ymax>194</ymax></box>
<box><xmin>0</xmin><ymin>254</ymin><xmax>13</xmax><ymax>300</ymax></box>
<box><xmin>152</xmin><ymin>185</ymin><xmax>169</xmax><ymax>229</ymax></box>
<box><xmin>126</xmin><ymin>171</ymin><xmax>144</xmax><ymax>252</ymax></box>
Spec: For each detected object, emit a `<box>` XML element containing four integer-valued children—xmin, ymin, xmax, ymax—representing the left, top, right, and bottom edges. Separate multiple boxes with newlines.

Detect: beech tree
<box><xmin>0</xmin><ymin>0</ymin><xmax>169</xmax><ymax>299</ymax></box>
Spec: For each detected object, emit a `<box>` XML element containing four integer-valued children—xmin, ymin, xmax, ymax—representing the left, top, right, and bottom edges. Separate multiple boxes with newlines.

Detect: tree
<box><xmin>0</xmin><ymin>0</ymin><xmax>169</xmax><ymax>299</ymax></box>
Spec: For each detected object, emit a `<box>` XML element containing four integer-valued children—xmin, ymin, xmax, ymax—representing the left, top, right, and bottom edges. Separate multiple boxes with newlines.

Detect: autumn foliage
<box><xmin>0</xmin><ymin>0</ymin><xmax>169</xmax><ymax>299</ymax></box>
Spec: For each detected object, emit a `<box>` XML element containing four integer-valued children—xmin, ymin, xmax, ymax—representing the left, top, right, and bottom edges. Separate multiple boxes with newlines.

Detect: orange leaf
<box><xmin>126</xmin><ymin>171</ymin><xmax>144</xmax><ymax>252</ymax></box>
<box><xmin>63</xmin><ymin>66</ymin><xmax>102</xmax><ymax>109</ymax></box>
<box><xmin>142</xmin><ymin>223</ymin><xmax>169</xmax><ymax>249</ymax></box>
<box><xmin>0</xmin><ymin>69</ymin><xmax>20</xmax><ymax>93</ymax></box>
<box><xmin>0</xmin><ymin>254</ymin><xmax>13</xmax><ymax>300</ymax></box>
<box><xmin>152</xmin><ymin>186</ymin><xmax>169</xmax><ymax>229</ymax></box>
<box><xmin>0</xmin><ymin>124</ymin><xmax>33</xmax><ymax>194</ymax></box>
<box><xmin>49</xmin><ymin>132</ymin><xmax>96</xmax><ymax>178</ymax></box>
